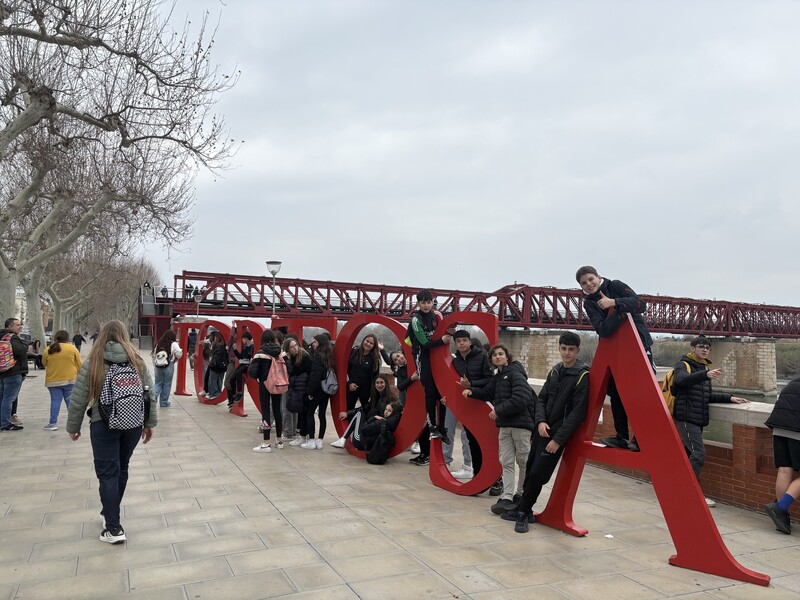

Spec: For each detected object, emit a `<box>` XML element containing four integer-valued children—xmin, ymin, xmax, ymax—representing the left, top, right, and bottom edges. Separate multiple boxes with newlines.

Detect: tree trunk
<box><xmin>21</xmin><ymin>266</ymin><xmax>46</xmax><ymax>345</ymax></box>
<box><xmin>52</xmin><ymin>297</ymin><xmax>63</xmax><ymax>331</ymax></box>
<box><xmin>0</xmin><ymin>263</ymin><xmax>20</xmax><ymax>322</ymax></box>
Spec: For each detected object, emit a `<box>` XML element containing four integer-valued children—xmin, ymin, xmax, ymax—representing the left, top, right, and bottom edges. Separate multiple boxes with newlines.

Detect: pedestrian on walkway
<box><xmin>0</xmin><ymin>317</ymin><xmax>28</xmax><ymax>431</ymax></box>
<box><xmin>152</xmin><ymin>329</ymin><xmax>183</xmax><ymax>407</ymax></box>
<box><xmin>41</xmin><ymin>330</ymin><xmax>83</xmax><ymax>430</ymax></box>
<box><xmin>66</xmin><ymin>320</ymin><xmax>157</xmax><ymax>544</ymax></box>
<box><xmin>764</xmin><ymin>376</ymin><xmax>800</xmax><ymax>534</ymax></box>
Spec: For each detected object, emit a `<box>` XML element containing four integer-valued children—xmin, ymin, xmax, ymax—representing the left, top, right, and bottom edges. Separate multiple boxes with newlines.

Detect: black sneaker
<box><xmin>514</xmin><ymin>511</ymin><xmax>531</xmax><ymax>533</ymax></box>
<box><xmin>628</xmin><ymin>437</ymin><xmax>640</xmax><ymax>452</ymax></box>
<box><xmin>765</xmin><ymin>501</ymin><xmax>792</xmax><ymax>534</ymax></box>
<box><xmin>0</xmin><ymin>424</ymin><xmax>23</xmax><ymax>431</ymax></box>
<box><xmin>600</xmin><ymin>436</ymin><xmax>628</xmax><ymax>450</ymax></box>
<box><xmin>491</xmin><ymin>498</ymin><xmax>519</xmax><ymax>515</ymax></box>
<box><xmin>429</xmin><ymin>427</ymin><xmax>442</xmax><ymax>440</ymax></box>
<box><xmin>489</xmin><ymin>479</ymin><xmax>504</xmax><ymax>496</ymax></box>
<box><xmin>500</xmin><ymin>509</ymin><xmax>534</xmax><ymax>522</ymax></box>
<box><xmin>99</xmin><ymin>528</ymin><xmax>126</xmax><ymax>544</ymax></box>
<box><xmin>409</xmin><ymin>454</ymin><xmax>430</xmax><ymax>466</ymax></box>
<box><xmin>512</xmin><ymin>493</ymin><xmax>522</xmax><ymax>504</ymax></box>
<box><xmin>440</xmin><ymin>428</ymin><xmax>452</xmax><ymax>446</ymax></box>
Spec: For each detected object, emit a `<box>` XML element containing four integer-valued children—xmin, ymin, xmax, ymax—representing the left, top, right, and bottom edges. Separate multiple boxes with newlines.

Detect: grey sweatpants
<box><xmin>676</xmin><ymin>420</ymin><xmax>705</xmax><ymax>480</ymax></box>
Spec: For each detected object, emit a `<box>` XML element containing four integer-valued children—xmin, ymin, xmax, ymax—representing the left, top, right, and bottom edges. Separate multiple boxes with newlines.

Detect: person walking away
<box><xmin>41</xmin><ymin>330</ymin><xmax>83</xmax><ymax>430</ymax></box>
<box><xmin>66</xmin><ymin>320</ymin><xmax>157</xmax><ymax>544</ymax></box>
<box><xmin>152</xmin><ymin>329</ymin><xmax>183</xmax><ymax>407</ymax></box>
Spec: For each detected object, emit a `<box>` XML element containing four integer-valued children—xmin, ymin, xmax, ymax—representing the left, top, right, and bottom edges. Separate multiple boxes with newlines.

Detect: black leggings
<box><xmin>259</xmin><ymin>390</ymin><xmax>283</xmax><ymax>441</ymax></box>
<box><xmin>306</xmin><ymin>394</ymin><xmax>329</xmax><ymax>439</ymax></box>
<box><xmin>230</xmin><ymin>364</ymin><xmax>249</xmax><ymax>396</ymax></box>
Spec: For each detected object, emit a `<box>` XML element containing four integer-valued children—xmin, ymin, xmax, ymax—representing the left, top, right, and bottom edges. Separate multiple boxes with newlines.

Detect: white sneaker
<box><xmin>314</xmin><ymin>438</ymin><xmax>323</xmax><ymax>450</ymax></box>
<box><xmin>253</xmin><ymin>444</ymin><xmax>272</xmax><ymax>453</ymax></box>
<box><xmin>43</xmin><ymin>424</ymin><xmax>58</xmax><ymax>431</ymax></box>
<box><xmin>289</xmin><ymin>437</ymin><xmax>306</xmax><ymax>447</ymax></box>
<box><xmin>300</xmin><ymin>440</ymin><xmax>317</xmax><ymax>449</ymax></box>
<box><xmin>198</xmin><ymin>391</ymin><xmax>206</xmax><ymax>397</ymax></box>
<box><xmin>99</xmin><ymin>528</ymin><xmax>126</xmax><ymax>544</ymax></box>
<box><xmin>331</xmin><ymin>437</ymin><xmax>347</xmax><ymax>448</ymax></box>
<box><xmin>705</xmin><ymin>497</ymin><xmax>716</xmax><ymax>508</ymax></box>
<box><xmin>411</xmin><ymin>442</ymin><xmax>421</xmax><ymax>454</ymax></box>
<box><xmin>276</xmin><ymin>440</ymin><xmax>284</xmax><ymax>449</ymax></box>
<box><xmin>450</xmin><ymin>466</ymin><xmax>474</xmax><ymax>479</ymax></box>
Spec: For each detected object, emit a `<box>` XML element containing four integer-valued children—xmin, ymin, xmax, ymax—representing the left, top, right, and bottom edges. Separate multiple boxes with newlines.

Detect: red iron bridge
<box><xmin>162</xmin><ymin>270</ymin><xmax>800</xmax><ymax>338</ymax></box>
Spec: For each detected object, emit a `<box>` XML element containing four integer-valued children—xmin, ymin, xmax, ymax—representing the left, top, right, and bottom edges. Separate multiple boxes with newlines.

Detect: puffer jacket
<box><xmin>765</xmin><ymin>377</ymin><xmax>800</xmax><ymax>432</ymax></box>
<box><xmin>453</xmin><ymin>345</ymin><xmax>492</xmax><ymax>389</ymax></box>
<box><xmin>469</xmin><ymin>361</ymin><xmax>536</xmax><ymax>431</ymax></box>
<box><xmin>582</xmin><ymin>278</ymin><xmax>653</xmax><ymax>347</ymax></box>
<box><xmin>247</xmin><ymin>343</ymin><xmax>282</xmax><ymax>382</ymax></box>
<box><xmin>354</xmin><ymin>408</ymin><xmax>403</xmax><ymax>451</ymax></box>
<box><xmin>0</xmin><ymin>328</ymin><xmax>28</xmax><ymax>379</ymax></box>
<box><xmin>672</xmin><ymin>353</ymin><xmax>732</xmax><ymax>427</ymax></box>
<box><xmin>66</xmin><ymin>341</ymin><xmax>156</xmax><ymax>434</ymax></box>
<box><xmin>535</xmin><ymin>360</ymin><xmax>590</xmax><ymax>446</ymax></box>
<box><xmin>287</xmin><ymin>353</ymin><xmax>312</xmax><ymax>412</ymax></box>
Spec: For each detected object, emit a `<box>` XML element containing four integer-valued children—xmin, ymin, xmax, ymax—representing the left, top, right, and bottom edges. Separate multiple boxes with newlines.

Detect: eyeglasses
<box><xmin>695</xmin><ymin>344</ymin><xmax>711</xmax><ymax>350</ymax></box>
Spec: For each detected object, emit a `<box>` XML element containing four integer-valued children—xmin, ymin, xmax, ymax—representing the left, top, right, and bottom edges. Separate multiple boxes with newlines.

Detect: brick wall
<box><xmin>590</xmin><ymin>403</ymin><xmax>798</xmax><ymax>521</ymax></box>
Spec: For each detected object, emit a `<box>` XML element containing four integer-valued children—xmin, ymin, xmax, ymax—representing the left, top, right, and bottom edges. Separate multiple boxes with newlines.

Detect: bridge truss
<box><xmin>166</xmin><ymin>271</ymin><xmax>800</xmax><ymax>338</ymax></box>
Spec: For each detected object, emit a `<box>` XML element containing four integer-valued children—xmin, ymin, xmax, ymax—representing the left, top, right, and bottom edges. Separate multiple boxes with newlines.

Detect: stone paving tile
<box><xmin>284</xmin><ymin>562</ymin><xmax>345</xmax><ymax>591</ymax></box>
<box><xmin>15</xmin><ymin>570</ymin><xmax>128</xmax><ymax>599</ymax></box>
<box><xmin>328</xmin><ymin>550</ymin><xmax>427</xmax><ymax>582</ymax></box>
<box><xmin>707</xmin><ymin>584</ymin><xmax>800</xmax><ymax>599</ymax></box>
<box><xmin>348</xmin><ymin>571</ymin><xmax>462</xmax><ymax>600</ymax></box>
<box><xmin>208</xmin><ymin>513</ymin><xmax>289</xmax><ymax>536</ymax></box>
<box><xmin>0</xmin><ymin>557</ymin><xmax>77</xmax><ymax>585</ymax></box>
<box><xmin>478</xmin><ymin>556</ymin><xmax>575</xmax><ymax>587</ymax></box>
<box><xmin>470</xmin><ymin>584</ymin><xmax>574</xmax><ymax>600</ymax></box>
<box><xmin>556</xmin><ymin>573</ymin><xmax>667</xmax><ymax>599</ymax></box>
<box><xmin>226</xmin><ymin>544</ymin><xmax>322</xmax><ymax>576</ymax></box>
<box><xmin>77</xmin><ymin>544</ymin><xmax>175</xmax><ymax>574</ymax></box>
<box><xmin>185</xmin><ymin>569</ymin><xmax>296</xmax><ymax>599</ymax></box>
<box><xmin>439</xmin><ymin>565</ymin><xmax>505</xmax><ymax>594</ymax></box>
<box><xmin>129</xmin><ymin>555</ymin><xmax>234</xmax><ymax>591</ymax></box>
<box><xmin>277</xmin><ymin>585</ymin><xmax>361</xmax><ymax>600</ymax></box>
<box><xmin>124</xmin><ymin>522</ymin><xmax>214</xmax><ymax>548</ymax></box>
<box><xmin>174</xmin><ymin>532</ymin><xmax>267</xmax><ymax>561</ymax></box>
<box><xmin>627</xmin><ymin>566</ymin><xmax>741</xmax><ymax>594</ymax></box>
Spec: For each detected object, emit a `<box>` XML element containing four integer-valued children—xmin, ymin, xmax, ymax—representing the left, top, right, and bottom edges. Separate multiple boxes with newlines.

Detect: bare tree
<box><xmin>0</xmin><ymin>0</ymin><xmax>237</xmax><ymax>165</ymax></box>
<box><xmin>0</xmin><ymin>0</ymin><xmax>236</xmax><ymax>318</ymax></box>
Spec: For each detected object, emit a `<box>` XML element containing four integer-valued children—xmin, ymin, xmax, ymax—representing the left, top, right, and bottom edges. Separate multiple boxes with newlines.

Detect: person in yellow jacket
<box><xmin>42</xmin><ymin>330</ymin><xmax>83</xmax><ymax>430</ymax></box>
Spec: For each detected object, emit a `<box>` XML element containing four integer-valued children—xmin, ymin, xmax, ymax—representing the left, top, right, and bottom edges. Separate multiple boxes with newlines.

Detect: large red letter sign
<box><xmin>428</xmin><ymin>312</ymin><xmax>501</xmax><ymax>496</ymax></box>
<box><xmin>536</xmin><ymin>314</ymin><xmax>769</xmax><ymax>586</ymax></box>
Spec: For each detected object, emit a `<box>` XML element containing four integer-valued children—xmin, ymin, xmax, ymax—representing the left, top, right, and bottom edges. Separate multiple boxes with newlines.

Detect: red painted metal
<box><xmin>428</xmin><ymin>311</ymin><xmax>502</xmax><ymax>496</ymax></box>
<box><xmin>168</xmin><ymin>271</ymin><xmax>800</xmax><ymax>338</ymax></box>
<box><xmin>536</xmin><ymin>312</ymin><xmax>769</xmax><ymax>586</ymax></box>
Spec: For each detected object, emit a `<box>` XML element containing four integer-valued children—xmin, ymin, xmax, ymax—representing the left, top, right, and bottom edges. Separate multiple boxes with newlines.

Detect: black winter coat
<box><xmin>247</xmin><ymin>343</ymin><xmax>282</xmax><ymax>382</ymax></box>
<box><xmin>287</xmin><ymin>353</ymin><xmax>312</xmax><ymax>412</ymax></box>
<box><xmin>535</xmin><ymin>361</ymin><xmax>590</xmax><ymax>447</ymax></box>
<box><xmin>672</xmin><ymin>354</ymin><xmax>732</xmax><ymax>427</ymax></box>
<box><xmin>208</xmin><ymin>345</ymin><xmax>229</xmax><ymax>372</ymax></box>
<box><xmin>469</xmin><ymin>361</ymin><xmax>536</xmax><ymax>432</ymax></box>
<box><xmin>0</xmin><ymin>329</ymin><xmax>28</xmax><ymax>379</ymax></box>
<box><xmin>354</xmin><ymin>410</ymin><xmax>402</xmax><ymax>451</ymax></box>
<box><xmin>306</xmin><ymin>352</ymin><xmax>330</xmax><ymax>399</ymax></box>
<box><xmin>765</xmin><ymin>377</ymin><xmax>800</xmax><ymax>432</ymax></box>
<box><xmin>347</xmin><ymin>348</ymin><xmax>380</xmax><ymax>389</ymax></box>
<box><xmin>582</xmin><ymin>278</ymin><xmax>653</xmax><ymax>348</ymax></box>
<box><xmin>453</xmin><ymin>346</ymin><xmax>492</xmax><ymax>389</ymax></box>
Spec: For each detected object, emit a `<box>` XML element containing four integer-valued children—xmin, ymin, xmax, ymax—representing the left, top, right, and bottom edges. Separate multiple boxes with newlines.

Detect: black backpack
<box><xmin>366</xmin><ymin>427</ymin><xmax>395</xmax><ymax>465</ymax></box>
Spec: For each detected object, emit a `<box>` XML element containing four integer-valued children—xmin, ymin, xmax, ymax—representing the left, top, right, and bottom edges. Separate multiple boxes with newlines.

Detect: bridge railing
<box><xmin>167</xmin><ymin>270</ymin><xmax>800</xmax><ymax>337</ymax></box>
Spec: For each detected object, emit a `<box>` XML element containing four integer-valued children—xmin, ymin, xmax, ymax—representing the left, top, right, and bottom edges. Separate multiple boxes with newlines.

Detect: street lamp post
<box><xmin>194</xmin><ymin>293</ymin><xmax>202</xmax><ymax>317</ymax></box>
<box><xmin>266</xmin><ymin>261</ymin><xmax>282</xmax><ymax>318</ymax></box>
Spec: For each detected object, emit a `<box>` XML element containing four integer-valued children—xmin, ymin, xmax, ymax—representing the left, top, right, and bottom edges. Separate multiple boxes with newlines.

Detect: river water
<box><xmin>704</xmin><ymin>380</ymin><xmax>790</xmax><ymax>444</ymax></box>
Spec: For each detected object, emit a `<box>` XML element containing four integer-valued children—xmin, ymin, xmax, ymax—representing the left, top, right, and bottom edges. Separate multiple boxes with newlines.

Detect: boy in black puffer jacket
<box><xmin>463</xmin><ymin>344</ymin><xmax>536</xmax><ymax>516</ymax></box>
<box><xmin>672</xmin><ymin>335</ymin><xmax>748</xmax><ymax>506</ymax></box>
<box><xmin>501</xmin><ymin>332</ymin><xmax>589</xmax><ymax>533</ymax></box>
<box><xmin>577</xmin><ymin>265</ymin><xmax>655</xmax><ymax>452</ymax></box>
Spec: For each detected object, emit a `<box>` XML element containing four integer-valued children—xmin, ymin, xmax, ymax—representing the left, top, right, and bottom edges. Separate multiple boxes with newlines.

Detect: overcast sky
<box><xmin>153</xmin><ymin>0</ymin><xmax>800</xmax><ymax>306</ymax></box>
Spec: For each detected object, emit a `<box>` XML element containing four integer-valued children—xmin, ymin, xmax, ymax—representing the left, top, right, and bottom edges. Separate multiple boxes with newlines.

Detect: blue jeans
<box><xmin>48</xmin><ymin>384</ymin><xmax>74</xmax><ymax>426</ymax></box>
<box><xmin>442</xmin><ymin>408</ymin><xmax>472</xmax><ymax>468</ymax></box>
<box><xmin>0</xmin><ymin>375</ymin><xmax>23</xmax><ymax>428</ymax></box>
<box><xmin>207</xmin><ymin>369</ymin><xmax>224</xmax><ymax>397</ymax></box>
<box><xmin>153</xmin><ymin>363</ymin><xmax>175</xmax><ymax>406</ymax></box>
<box><xmin>90</xmin><ymin>420</ymin><xmax>142</xmax><ymax>531</ymax></box>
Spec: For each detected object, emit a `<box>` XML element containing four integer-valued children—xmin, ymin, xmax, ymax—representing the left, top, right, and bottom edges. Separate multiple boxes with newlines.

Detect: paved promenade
<box><xmin>2</xmin><ymin>358</ymin><xmax>800</xmax><ymax>599</ymax></box>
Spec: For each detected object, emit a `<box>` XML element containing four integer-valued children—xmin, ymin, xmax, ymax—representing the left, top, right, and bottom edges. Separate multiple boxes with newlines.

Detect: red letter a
<box><xmin>535</xmin><ymin>315</ymin><xmax>769</xmax><ymax>586</ymax></box>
